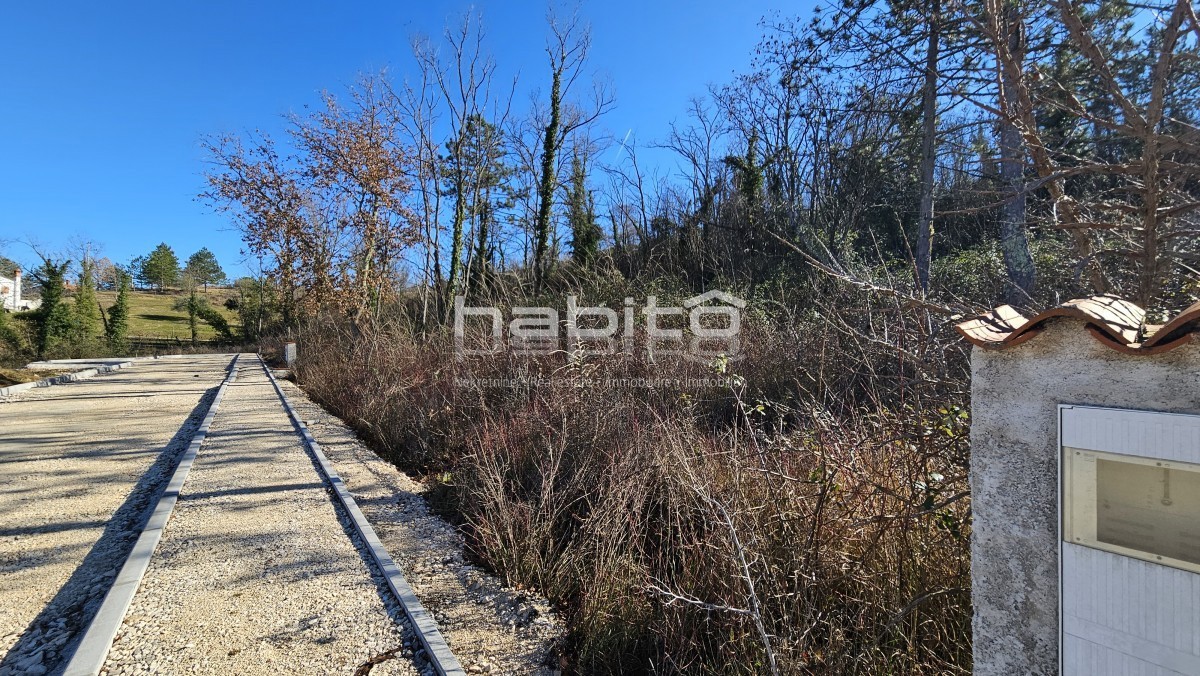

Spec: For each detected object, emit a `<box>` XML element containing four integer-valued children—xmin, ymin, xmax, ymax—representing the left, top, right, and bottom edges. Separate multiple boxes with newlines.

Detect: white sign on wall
<box><xmin>1059</xmin><ymin>405</ymin><xmax>1200</xmax><ymax>675</ymax></box>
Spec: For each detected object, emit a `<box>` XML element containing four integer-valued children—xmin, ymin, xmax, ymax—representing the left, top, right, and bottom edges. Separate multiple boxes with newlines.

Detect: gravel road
<box><xmin>102</xmin><ymin>358</ymin><xmax>424</xmax><ymax>676</ymax></box>
<box><xmin>279</xmin><ymin>380</ymin><xmax>565</xmax><ymax>675</ymax></box>
<box><xmin>0</xmin><ymin>355</ymin><xmax>233</xmax><ymax>676</ymax></box>
<box><xmin>3</xmin><ymin>353</ymin><xmax>562</xmax><ymax>676</ymax></box>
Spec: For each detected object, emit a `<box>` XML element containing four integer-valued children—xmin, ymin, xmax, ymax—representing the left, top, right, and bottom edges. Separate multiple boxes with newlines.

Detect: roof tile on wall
<box><xmin>956</xmin><ymin>295</ymin><xmax>1200</xmax><ymax>354</ymax></box>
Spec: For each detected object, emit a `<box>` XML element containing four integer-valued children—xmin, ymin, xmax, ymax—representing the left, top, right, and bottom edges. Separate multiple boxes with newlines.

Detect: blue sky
<box><xmin>0</xmin><ymin>1</ymin><xmax>795</xmax><ymax>278</ymax></box>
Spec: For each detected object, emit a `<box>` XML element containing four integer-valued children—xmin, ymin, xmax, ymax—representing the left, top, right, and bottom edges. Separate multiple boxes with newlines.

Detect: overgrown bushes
<box><xmin>295</xmin><ymin>289</ymin><xmax>972</xmax><ymax>674</ymax></box>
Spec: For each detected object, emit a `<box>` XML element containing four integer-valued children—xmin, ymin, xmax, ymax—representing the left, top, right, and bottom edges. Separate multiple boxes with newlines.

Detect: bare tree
<box><xmin>388</xmin><ymin>47</ymin><xmax>446</xmax><ymax>327</ymax></box>
<box><xmin>655</xmin><ymin>98</ymin><xmax>731</xmax><ymax>285</ymax></box>
<box><xmin>412</xmin><ymin>11</ymin><xmax>516</xmax><ymax>312</ymax></box>
<box><xmin>201</xmin><ymin>133</ymin><xmax>307</xmax><ymax>325</ymax></box>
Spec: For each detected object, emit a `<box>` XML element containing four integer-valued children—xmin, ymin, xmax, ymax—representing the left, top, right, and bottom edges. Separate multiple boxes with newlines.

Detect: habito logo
<box><xmin>454</xmin><ymin>290</ymin><xmax>744</xmax><ymax>360</ymax></box>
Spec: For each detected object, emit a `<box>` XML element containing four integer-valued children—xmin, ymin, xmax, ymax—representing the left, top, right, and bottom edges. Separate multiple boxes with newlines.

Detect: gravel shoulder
<box><xmin>0</xmin><ymin>354</ymin><xmax>234</xmax><ymax>676</ymax></box>
<box><xmin>103</xmin><ymin>358</ymin><xmax>424</xmax><ymax>676</ymax></box>
<box><xmin>280</xmin><ymin>379</ymin><xmax>565</xmax><ymax>676</ymax></box>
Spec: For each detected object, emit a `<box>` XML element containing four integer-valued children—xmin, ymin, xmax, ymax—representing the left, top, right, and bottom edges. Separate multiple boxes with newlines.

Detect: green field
<box><xmin>95</xmin><ymin>288</ymin><xmax>241</xmax><ymax>341</ymax></box>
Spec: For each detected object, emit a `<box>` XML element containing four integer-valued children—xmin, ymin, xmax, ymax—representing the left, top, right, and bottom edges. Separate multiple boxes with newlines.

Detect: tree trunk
<box><xmin>997</xmin><ymin>1</ymin><xmax>1036</xmax><ymax>305</ymax></box>
<box><xmin>533</xmin><ymin>67</ymin><xmax>562</xmax><ymax>292</ymax></box>
<box><xmin>914</xmin><ymin>0</ymin><xmax>940</xmax><ymax>296</ymax></box>
<box><xmin>445</xmin><ymin>172</ymin><xmax>467</xmax><ymax>316</ymax></box>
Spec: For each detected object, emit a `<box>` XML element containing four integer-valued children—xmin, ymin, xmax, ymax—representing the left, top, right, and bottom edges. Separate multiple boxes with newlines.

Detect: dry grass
<box><xmin>0</xmin><ymin>367</ymin><xmax>71</xmax><ymax>387</ymax></box>
<box><xmin>294</xmin><ymin>293</ymin><xmax>972</xmax><ymax>675</ymax></box>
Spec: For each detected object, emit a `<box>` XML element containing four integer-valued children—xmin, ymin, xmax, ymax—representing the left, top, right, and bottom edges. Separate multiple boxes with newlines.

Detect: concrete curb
<box><xmin>0</xmin><ymin>361</ymin><xmax>134</xmax><ymax>398</ymax></box>
<box><xmin>62</xmin><ymin>354</ymin><xmax>241</xmax><ymax>676</ymax></box>
<box><xmin>260</xmin><ymin>357</ymin><xmax>466</xmax><ymax>676</ymax></box>
<box><xmin>2</xmin><ymin>353</ymin><xmax>197</xmax><ymax>399</ymax></box>
<box><xmin>24</xmin><ymin>353</ymin><xmax>188</xmax><ymax>368</ymax></box>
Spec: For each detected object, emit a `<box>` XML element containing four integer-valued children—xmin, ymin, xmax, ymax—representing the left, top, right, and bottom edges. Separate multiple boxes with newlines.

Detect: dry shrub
<box><xmin>293</xmin><ymin>294</ymin><xmax>972</xmax><ymax>674</ymax></box>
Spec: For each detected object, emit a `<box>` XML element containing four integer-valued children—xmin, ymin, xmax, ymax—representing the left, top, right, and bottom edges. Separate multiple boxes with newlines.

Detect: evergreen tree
<box><xmin>0</xmin><ymin>303</ymin><xmax>21</xmax><ymax>353</ymax></box>
<box><xmin>174</xmin><ymin>278</ymin><xmax>234</xmax><ymax>344</ymax></box>
<box><xmin>174</xmin><ymin>281</ymin><xmax>203</xmax><ymax>345</ymax></box>
<box><xmin>106</xmin><ymin>272</ymin><xmax>131</xmax><ymax>352</ymax></box>
<box><xmin>183</xmin><ymin>248</ymin><xmax>226</xmax><ymax>292</ymax></box>
<box><xmin>567</xmin><ymin>153</ymin><xmax>601</xmax><ymax>266</ymax></box>
<box><xmin>197</xmin><ymin>302</ymin><xmax>233</xmax><ymax>341</ymax></box>
<box><xmin>139</xmin><ymin>243</ymin><xmax>180</xmax><ymax>293</ymax></box>
<box><xmin>31</xmin><ymin>259</ymin><xmax>72</xmax><ymax>358</ymax></box>
<box><xmin>73</xmin><ymin>256</ymin><xmax>101</xmax><ymax>338</ymax></box>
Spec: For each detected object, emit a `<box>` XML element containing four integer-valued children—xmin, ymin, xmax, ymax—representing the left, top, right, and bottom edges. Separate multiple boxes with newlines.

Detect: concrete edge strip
<box><xmin>259</xmin><ymin>357</ymin><xmax>466</xmax><ymax>676</ymax></box>
<box><xmin>4</xmin><ymin>353</ymin><xmax>195</xmax><ymax>398</ymax></box>
<box><xmin>0</xmin><ymin>361</ymin><xmax>134</xmax><ymax>398</ymax></box>
<box><xmin>24</xmin><ymin>353</ymin><xmax>187</xmax><ymax>368</ymax></box>
<box><xmin>62</xmin><ymin>354</ymin><xmax>242</xmax><ymax>676</ymax></box>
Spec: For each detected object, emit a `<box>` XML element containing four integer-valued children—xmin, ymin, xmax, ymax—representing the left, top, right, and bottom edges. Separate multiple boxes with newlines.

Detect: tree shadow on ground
<box><xmin>0</xmin><ymin>384</ymin><xmax>219</xmax><ymax>676</ymax></box>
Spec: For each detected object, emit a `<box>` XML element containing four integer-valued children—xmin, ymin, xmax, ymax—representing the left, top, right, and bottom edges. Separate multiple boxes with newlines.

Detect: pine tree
<box><xmin>183</xmin><ymin>248</ymin><xmax>226</xmax><ymax>292</ymax></box>
<box><xmin>441</xmin><ymin>115</ymin><xmax>516</xmax><ymax>298</ymax></box>
<box><xmin>74</xmin><ymin>256</ymin><xmax>101</xmax><ymax>338</ymax></box>
<box><xmin>32</xmin><ymin>259</ymin><xmax>72</xmax><ymax>358</ymax></box>
<box><xmin>106</xmin><ymin>272</ymin><xmax>131</xmax><ymax>352</ymax></box>
<box><xmin>139</xmin><ymin>243</ymin><xmax>180</xmax><ymax>293</ymax></box>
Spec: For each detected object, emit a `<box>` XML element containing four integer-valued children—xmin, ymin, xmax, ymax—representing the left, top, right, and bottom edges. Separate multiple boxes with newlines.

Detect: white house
<box><xmin>0</xmin><ymin>268</ymin><xmax>39</xmax><ymax>312</ymax></box>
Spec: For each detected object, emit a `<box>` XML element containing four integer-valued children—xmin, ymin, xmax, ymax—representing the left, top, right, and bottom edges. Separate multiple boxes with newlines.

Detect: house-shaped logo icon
<box><xmin>682</xmin><ymin>289</ymin><xmax>746</xmax><ymax>309</ymax></box>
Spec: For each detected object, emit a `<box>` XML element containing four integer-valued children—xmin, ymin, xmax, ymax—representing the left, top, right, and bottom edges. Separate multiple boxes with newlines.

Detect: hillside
<box><xmin>94</xmin><ymin>288</ymin><xmax>240</xmax><ymax>342</ymax></box>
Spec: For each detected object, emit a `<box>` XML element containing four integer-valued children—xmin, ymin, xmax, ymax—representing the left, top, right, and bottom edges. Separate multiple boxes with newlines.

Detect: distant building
<box><xmin>0</xmin><ymin>268</ymin><xmax>39</xmax><ymax>312</ymax></box>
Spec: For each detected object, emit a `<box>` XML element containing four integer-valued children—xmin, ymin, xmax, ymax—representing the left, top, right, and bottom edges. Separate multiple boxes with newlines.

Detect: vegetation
<box><xmin>0</xmin><ymin>256</ymin><xmax>18</xmax><ymax>279</ymax></box>
<box><xmin>30</xmin><ymin>259</ymin><xmax>72</xmax><ymax>359</ymax></box>
<box><xmin>0</xmin><ymin>366</ymin><xmax>70</xmax><ymax>388</ymax></box>
<box><xmin>183</xmin><ymin>247</ymin><xmax>226</xmax><ymax>291</ymax></box>
<box><xmin>173</xmin><ymin>281</ymin><xmax>236</xmax><ymax>344</ymax></box>
<box><xmin>0</xmin><ymin>0</ymin><xmax>1186</xmax><ymax>672</ymax></box>
<box><xmin>136</xmin><ymin>243</ymin><xmax>181</xmax><ymax>293</ymax></box>
<box><xmin>0</xmin><ymin>307</ymin><xmax>21</xmax><ymax>357</ymax></box>
<box><xmin>229</xmin><ymin>276</ymin><xmax>277</xmax><ymax>342</ymax></box>
<box><xmin>97</xmin><ymin>288</ymin><xmax>238</xmax><ymax>341</ymax></box>
<box><xmin>105</xmin><ymin>272</ymin><xmax>132</xmax><ymax>352</ymax></box>
<box><xmin>73</xmin><ymin>256</ymin><xmax>102</xmax><ymax>340</ymax></box>
<box><xmin>195</xmin><ymin>1</ymin><xmax>1200</xmax><ymax>672</ymax></box>
<box><xmin>0</xmin><ymin>242</ymin><xmax>237</xmax><ymax>366</ymax></box>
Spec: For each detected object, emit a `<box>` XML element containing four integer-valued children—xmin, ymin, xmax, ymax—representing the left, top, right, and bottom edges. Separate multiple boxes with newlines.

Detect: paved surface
<box><xmin>0</xmin><ymin>355</ymin><xmax>233</xmax><ymax>676</ymax></box>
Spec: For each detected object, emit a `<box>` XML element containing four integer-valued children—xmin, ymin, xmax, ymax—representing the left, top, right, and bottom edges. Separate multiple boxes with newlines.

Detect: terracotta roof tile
<box><xmin>956</xmin><ymin>294</ymin><xmax>1200</xmax><ymax>354</ymax></box>
<box><xmin>1144</xmin><ymin>300</ymin><xmax>1200</xmax><ymax>348</ymax></box>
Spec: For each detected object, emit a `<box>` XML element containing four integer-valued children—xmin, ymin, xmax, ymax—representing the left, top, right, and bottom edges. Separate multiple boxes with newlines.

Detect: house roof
<box><xmin>956</xmin><ymin>294</ymin><xmax>1200</xmax><ymax>355</ymax></box>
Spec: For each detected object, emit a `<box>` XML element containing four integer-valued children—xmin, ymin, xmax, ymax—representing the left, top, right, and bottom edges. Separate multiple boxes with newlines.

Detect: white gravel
<box><xmin>0</xmin><ymin>354</ymin><xmax>234</xmax><ymax>676</ymax></box>
<box><xmin>102</xmin><ymin>358</ymin><xmax>425</xmax><ymax>676</ymax></box>
<box><xmin>2</xmin><ymin>353</ymin><xmax>562</xmax><ymax>676</ymax></box>
<box><xmin>279</xmin><ymin>379</ymin><xmax>566</xmax><ymax>676</ymax></box>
